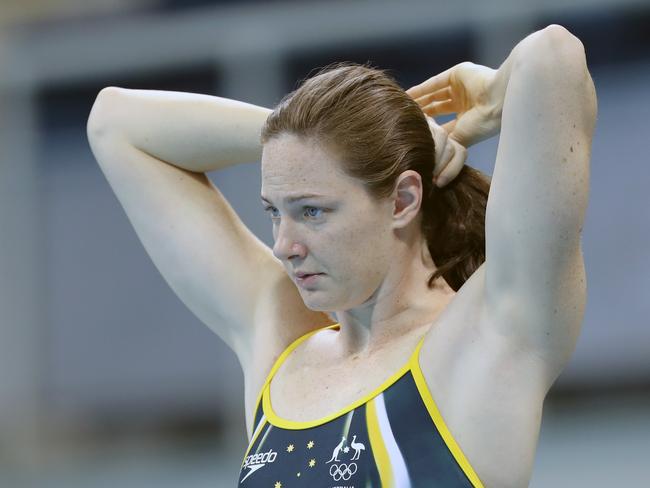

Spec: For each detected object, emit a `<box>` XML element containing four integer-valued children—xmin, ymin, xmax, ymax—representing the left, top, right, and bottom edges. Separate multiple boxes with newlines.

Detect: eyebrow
<box><xmin>260</xmin><ymin>193</ymin><xmax>327</xmax><ymax>204</ymax></box>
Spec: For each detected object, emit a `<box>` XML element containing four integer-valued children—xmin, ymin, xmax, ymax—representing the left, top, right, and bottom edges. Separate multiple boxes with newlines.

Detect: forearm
<box><xmin>87</xmin><ymin>87</ymin><xmax>272</xmax><ymax>172</ymax></box>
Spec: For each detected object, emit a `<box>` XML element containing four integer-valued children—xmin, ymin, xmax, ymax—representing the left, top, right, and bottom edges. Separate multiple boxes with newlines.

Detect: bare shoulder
<box><xmin>420</xmin><ymin>261</ymin><xmax>548</xmax><ymax>384</ymax></box>
<box><xmin>419</xmin><ymin>262</ymin><xmax>550</xmax><ymax>487</ymax></box>
<box><xmin>241</xmin><ymin>265</ymin><xmax>336</xmax><ymax>433</ymax></box>
<box><xmin>420</xmin><ymin>262</ymin><xmax>550</xmax><ymax>406</ymax></box>
<box><xmin>418</xmin><ymin>263</ymin><xmax>487</xmax><ymax>388</ymax></box>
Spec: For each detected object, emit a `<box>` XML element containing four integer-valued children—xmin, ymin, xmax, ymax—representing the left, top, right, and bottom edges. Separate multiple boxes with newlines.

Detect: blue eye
<box><xmin>264</xmin><ymin>206</ymin><xmax>280</xmax><ymax>220</ymax></box>
<box><xmin>263</xmin><ymin>206</ymin><xmax>325</xmax><ymax>221</ymax></box>
<box><xmin>304</xmin><ymin>206</ymin><xmax>323</xmax><ymax>218</ymax></box>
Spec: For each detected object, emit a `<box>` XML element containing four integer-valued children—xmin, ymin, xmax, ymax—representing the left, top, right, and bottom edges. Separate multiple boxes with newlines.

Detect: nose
<box><xmin>272</xmin><ymin>220</ymin><xmax>307</xmax><ymax>262</ymax></box>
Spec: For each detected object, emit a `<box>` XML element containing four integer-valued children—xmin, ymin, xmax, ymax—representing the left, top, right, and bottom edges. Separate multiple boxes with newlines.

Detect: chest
<box><xmin>266</xmin><ymin>308</ymin><xmax>547</xmax><ymax>487</ymax></box>
<box><xmin>269</xmin><ymin>341</ymin><xmax>416</xmax><ymax>423</ymax></box>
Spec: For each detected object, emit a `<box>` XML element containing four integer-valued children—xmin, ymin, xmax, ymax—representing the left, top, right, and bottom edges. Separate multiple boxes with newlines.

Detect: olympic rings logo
<box><xmin>329</xmin><ymin>462</ymin><xmax>358</xmax><ymax>481</ymax></box>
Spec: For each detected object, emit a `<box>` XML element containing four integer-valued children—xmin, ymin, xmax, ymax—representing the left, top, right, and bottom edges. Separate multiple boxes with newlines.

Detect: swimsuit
<box><xmin>238</xmin><ymin>323</ymin><xmax>484</xmax><ymax>487</ymax></box>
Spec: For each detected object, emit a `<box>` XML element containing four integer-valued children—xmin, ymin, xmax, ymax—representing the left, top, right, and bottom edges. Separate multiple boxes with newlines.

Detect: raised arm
<box><xmin>86</xmin><ymin>89</ymin><xmax>280</xmax><ymax>363</ymax></box>
<box><xmin>408</xmin><ymin>24</ymin><xmax>597</xmax><ymax>388</ymax></box>
<box><xmin>483</xmin><ymin>25</ymin><xmax>596</xmax><ymax>384</ymax></box>
<box><xmin>88</xmin><ymin>87</ymin><xmax>272</xmax><ymax>172</ymax></box>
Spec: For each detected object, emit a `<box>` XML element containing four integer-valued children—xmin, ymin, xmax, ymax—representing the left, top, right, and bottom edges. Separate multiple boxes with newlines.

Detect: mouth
<box><xmin>295</xmin><ymin>273</ymin><xmax>324</xmax><ymax>286</ymax></box>
<box><xmin>294</xmin><ymin>270</ymin><xmax>324</xmax><ymax>278</ymax></box>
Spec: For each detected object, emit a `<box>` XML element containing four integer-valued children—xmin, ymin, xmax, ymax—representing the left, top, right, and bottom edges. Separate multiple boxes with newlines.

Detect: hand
<box><xmin>425</xmin><ymin>115</ymin><xmax>467</xmax><ymax>188</ymax></box>
<box><xmin>406</xmin><ymin>62</ymin><xmax>502</xmax><ymax>147</ymax></box>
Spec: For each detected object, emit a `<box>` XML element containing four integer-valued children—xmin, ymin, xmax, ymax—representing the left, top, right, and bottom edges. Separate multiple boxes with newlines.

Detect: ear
<box><xmin>391</xmin><ymin>170</ymin><xmax>424</xmax><ymax>229</ymax></box>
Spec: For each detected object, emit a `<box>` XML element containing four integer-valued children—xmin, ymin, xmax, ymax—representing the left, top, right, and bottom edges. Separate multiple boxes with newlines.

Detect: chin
<box><xmin>300</xmin><ymin>296</ymin><xmax>338</xmax><ymax>318</ymax></box>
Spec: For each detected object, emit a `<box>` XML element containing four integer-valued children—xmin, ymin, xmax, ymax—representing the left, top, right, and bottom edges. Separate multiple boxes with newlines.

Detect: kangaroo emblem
<box><xmin>326</xmin><ymin>436</ymin><xmax>347</xmax><ymax>463</ymax></box>
<box><xmin>350</xmin><ymin>435</ymin><xmax>366</xmax><ymax>460</ymax></box>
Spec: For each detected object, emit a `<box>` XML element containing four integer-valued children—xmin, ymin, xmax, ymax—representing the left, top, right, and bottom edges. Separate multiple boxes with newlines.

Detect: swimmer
<box><xmin>87</xmin><ymin>24</ymin><xmax>596</xmax><ymax>487</ymax></box>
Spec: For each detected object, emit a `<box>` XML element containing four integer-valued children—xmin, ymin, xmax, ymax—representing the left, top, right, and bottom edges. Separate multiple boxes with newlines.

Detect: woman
<box><xmin>87</xmin><ymin>24</ymin><xmax>596</xmax><ymax>488</ymax></box>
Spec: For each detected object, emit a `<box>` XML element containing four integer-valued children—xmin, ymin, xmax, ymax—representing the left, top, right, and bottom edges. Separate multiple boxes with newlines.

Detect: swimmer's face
<box><xmin>260</xmin><ymin>133</ymin><xmax>395</xmax><ymax>312</ymax></box>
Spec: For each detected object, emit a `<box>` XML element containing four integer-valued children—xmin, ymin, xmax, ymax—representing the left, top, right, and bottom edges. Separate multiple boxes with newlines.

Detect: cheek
<box><xmin>327</xmin><ymin>257</ymin><xmax>386</xmax><ymax>311</ymax></box>
<box><xmin>313</xmin><ymin>205</ymin><xmax>392</xmax><ymax>296</ymax></box>
<box><xmin>330</xmin><ymin>223</ymin><xmax>391</xmax><ymax>287</ymax></box>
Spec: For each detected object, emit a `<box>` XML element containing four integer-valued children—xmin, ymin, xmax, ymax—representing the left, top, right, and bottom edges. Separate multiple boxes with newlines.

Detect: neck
<box><xmin>332</xmin><ymin>236</ymin><xmax>455</xmax><ymax>358</ymax></box>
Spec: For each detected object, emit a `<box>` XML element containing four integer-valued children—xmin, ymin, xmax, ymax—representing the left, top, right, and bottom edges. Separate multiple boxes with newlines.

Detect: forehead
<box><xmin>261</xmin><ymin>134</ymin><xmax>357</xmax><ymax>196</ymax></box>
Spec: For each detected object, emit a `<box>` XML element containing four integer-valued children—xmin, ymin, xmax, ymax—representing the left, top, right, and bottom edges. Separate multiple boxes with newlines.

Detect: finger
<box><xmin>425</xmin><ymin>114</ymin><xmax>442</xmax><ymax>128</ymax></box>
<box><xmin>422</xmin><ymin>99</ymin><xmax>456</xmax><ymax>116</ymax></box>
<box><xmin>435</xmin><ymin>138</ymin><xmax>455</xmax><ymax>179</ymax></box>
<box><xmin>425</xmin><ymin>116</ymin><xmax>448</xmax><ymax>153</ymax></box>
<box><xmin>437</xmin><ymin>143</ymin><xmax>467</xmax><ymax>187</ymax></box>
<box><xmin>428</xmin><ymin>119</ymin><xmax>448</xmax><ymax>167</ymax></box>
<box><xmin>405</xmin><ymin>66</ymin><xmax>454</xmax><ymax>99</ymax></box>
<box><xmin>442</xmin><ymin>119</ymin><xmax>457</xmax><ymax>134</ymax></box>
<box><xmin>412</xmin><ymin>87</ymin><xmax>452</xmax><ymax>106</ymax></box>
<box><xmin>406</xmin><ymin>68</ymin><xmax>453</xmax><ymax>98</ymax></box>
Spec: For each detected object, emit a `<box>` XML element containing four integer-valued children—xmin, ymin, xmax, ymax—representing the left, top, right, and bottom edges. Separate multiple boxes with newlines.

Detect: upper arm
<box><xmin>87</xmin><ymin>93</ymin><xmax>282</xmax><ymax>363</ymax></box>
<box><xmin>484</xmin><ymin>25</ymin><xmax>597</xmax><ymax>384</ymax></box>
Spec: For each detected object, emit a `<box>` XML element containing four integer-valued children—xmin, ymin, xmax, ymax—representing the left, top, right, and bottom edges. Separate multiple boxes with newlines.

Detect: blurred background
<box><xmin>0</xmin><ymin>0</ymin><xmax>648</xmax><ymax>486</ymax></box>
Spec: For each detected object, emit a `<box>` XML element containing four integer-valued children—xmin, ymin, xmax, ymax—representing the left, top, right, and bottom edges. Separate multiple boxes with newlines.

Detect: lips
<box><xmin>296</xmin><ymin>273</ymin><xmax>322</xmax><ymax>287</ymax></box>
<box><xmin>294</xmin><ymin>272</ymin><xmax>324</xmax><ymax>287</ymax></box>
<box><xmin>295</xmin><ymin>272</ymin><xmax>321</xmax><ymax>278</ymax></box>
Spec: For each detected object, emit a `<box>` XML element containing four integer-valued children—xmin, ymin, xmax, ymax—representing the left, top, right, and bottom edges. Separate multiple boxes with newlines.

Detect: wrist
<box><xmin>483</xmin><ymin>63</ymin><xmax>510</xmax><ymax>126</ymax></box>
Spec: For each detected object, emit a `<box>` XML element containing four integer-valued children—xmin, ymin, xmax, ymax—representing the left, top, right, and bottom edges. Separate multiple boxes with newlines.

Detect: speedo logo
<box><xmin>240</xmin><ymin>449</ymin><xmax>278</xmax><ymax>483</ymax></box>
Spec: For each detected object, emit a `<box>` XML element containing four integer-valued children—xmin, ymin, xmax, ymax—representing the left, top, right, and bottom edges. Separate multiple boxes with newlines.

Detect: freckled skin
<box><xmin>261</xmin><ymin>133</ymin><xmax>395</xmax><ymax>313</ymax></box>
<box><xmin>261</xmin><ymin>133</ymin><xmax>455</xmax><ymax>356</ymax></box>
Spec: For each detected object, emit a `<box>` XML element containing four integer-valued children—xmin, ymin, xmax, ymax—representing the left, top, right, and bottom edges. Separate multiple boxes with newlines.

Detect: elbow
<box><xmin>86</xmin><ymin>86</ymin><xmax>125</xmax><ymax>141</ymax></box>
<box><xmin>521</xmin><ymin>24</ymin><xmax>592</xmax><ymax>88</ymax></box>
<box><xmin>535</xmin><ymin>24</ymin><xmax>588</xmax><ymax>70</ymax></box>
<box><xmin>542</xmin><ymin>25</ymin><xmax>597</xmax><ymax>123</ymax></box>
<box><xmin>541</xmin><ymin>24</ymin><xmax>583</xmax><ymax>47</ymax></box>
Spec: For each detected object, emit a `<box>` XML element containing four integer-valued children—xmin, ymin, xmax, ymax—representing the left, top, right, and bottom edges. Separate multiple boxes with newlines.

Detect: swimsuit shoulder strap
<box><xmin>251</xmin><ymin>322</ymin><xmax>340</xmax><ymax>419</ymax></box>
